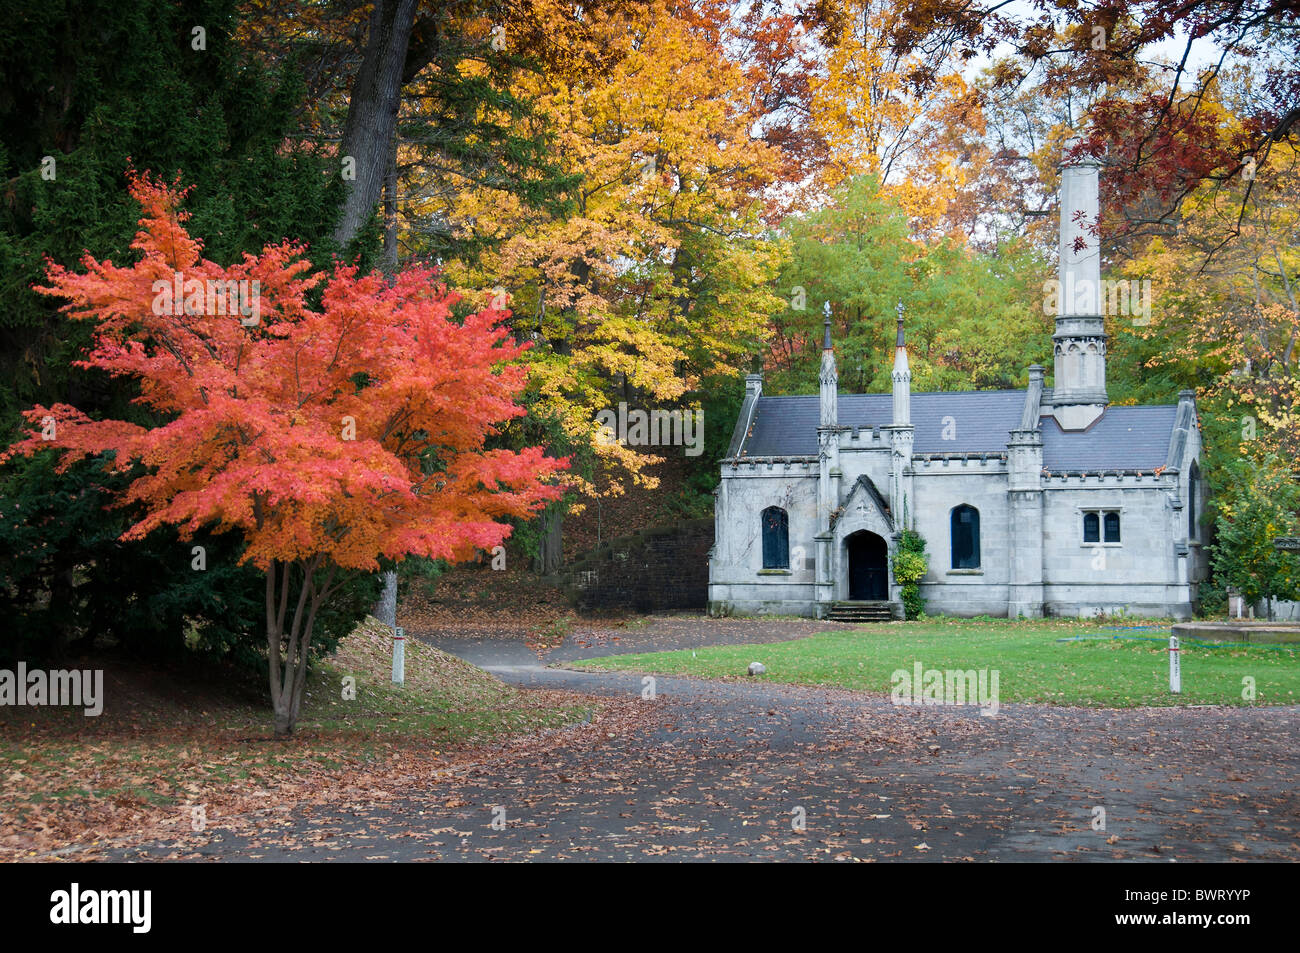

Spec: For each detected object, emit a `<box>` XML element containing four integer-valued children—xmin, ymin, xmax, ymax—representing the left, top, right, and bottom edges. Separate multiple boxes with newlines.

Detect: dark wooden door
<box><xmin>848</xmin><ymin>532</ymin><xmax>888</xmax><ymax>600</ymax></box>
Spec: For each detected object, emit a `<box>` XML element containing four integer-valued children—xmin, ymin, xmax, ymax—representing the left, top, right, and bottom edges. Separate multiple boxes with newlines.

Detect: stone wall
<box><xmin>912</xmin><ymin>461</ymin><xmax>1014</xmax><ymax>617</ymax></box>
<box><xmin>564</xmin><ymin>518</ymin><xmax>714</xmax><ymax>612</ymax></box>
<box><xmin>710</xmin><ymin>462</ymin><xmax>820</xmax><ymax>602</ymax></box>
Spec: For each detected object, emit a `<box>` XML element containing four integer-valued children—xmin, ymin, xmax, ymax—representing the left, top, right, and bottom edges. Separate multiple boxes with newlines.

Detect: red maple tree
<box><xmin>4</xmin><ymin>172</ymin><xmax>566</xmax><ymax>735</ymax></box>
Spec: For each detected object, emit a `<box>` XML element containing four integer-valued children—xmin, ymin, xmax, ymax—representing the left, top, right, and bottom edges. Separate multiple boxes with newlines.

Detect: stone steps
<box><xmin>827</xmin><ymin>600</ymin><xmax>894</xmax><ymax>623</ymax></box>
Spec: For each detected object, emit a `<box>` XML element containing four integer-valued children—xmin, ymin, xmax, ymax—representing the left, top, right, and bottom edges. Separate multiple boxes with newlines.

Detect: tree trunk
<box><xmin>375</xmin><ymin>571</ymin><xmax>398</xmax><ymax>628</ymax></box>
<box><xmin>266</xmin><ymin>558</ymin><xmax>334</xmax><ymax>737</ymax></box>
<box><xmin>533</xmin><ymin>505</ymin><xmax>564</xmax><ymax>575</ymax></box>
<box><xmin>273</xmin><ymin>704</ymin><xmax>293</xmax><ymax>737</ymax></box>
<box><xmin>383</xmin><ymin>141</ymin><xmax>398</xmax><ymax>267</ymax></box>
<box><xmin>49</xmin><ymin>562</ymin><xmax>76</xmax><ymax>661</ymax></box>
<box><xmin>333</xmin><ymin>0</ymin><xmax>419</xmax><ymax>249</ymax></box>
<box><xmin>371</xmin><ymin>134</ymin><xmax>401</xmax><ymax>630</ymax></box>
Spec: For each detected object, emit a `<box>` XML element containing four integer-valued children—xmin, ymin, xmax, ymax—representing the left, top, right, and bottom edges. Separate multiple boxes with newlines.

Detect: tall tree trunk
<box><xmin>269</xmin><ymin>2</ymin><xmax>430</xmax><ymax>734</ymax></box>
<box><xmin>49</xmin><ymin>561</ymin><xmax>76</xmax><ymax>661</ymax></box>
<box><xmin>533</xmin><ymin>504</ymin><xmax>564</xmax><ymax>575</ymax></box>
<box><xmin>383</xmin><ymin>140</ymin><xmax>399</xmax><ymax>267</ymax></box>
<box><xmin>333</xmin><ymin>0</ymin><xmax>419</xmax><ymax>249</ymax></box>
<box><xmin>372</xmin><ymin>134</ymin><xmax>401</xmax><ymax>628</ymax></box>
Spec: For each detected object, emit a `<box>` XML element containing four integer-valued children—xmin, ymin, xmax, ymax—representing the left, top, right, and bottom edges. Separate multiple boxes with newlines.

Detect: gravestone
<box><xmin>1227</xmin><ymin>586</ymin><xmax>1245</xmax><ymax>619</ymax></box>
<box><xmin>1266</xmin><ymin>538</ymin><xmax>1300</xmax><ymax>621</ymax></box>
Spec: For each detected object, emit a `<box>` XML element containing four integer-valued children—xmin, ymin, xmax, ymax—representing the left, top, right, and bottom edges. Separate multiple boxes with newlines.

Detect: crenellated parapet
<box><xmin>722</xmin><ymin>457</ymin><xmax>818</xmax><ymax>474</ymax></box>
<box><xmin>1040</xmin><ymin>469</ymin><xmax>1175</xmax><ymax>488</ymax></box>
<box><xmin>913</xmin><ymin>453</ymin><xmax>1008</xmax><ymax>472</ymax></box>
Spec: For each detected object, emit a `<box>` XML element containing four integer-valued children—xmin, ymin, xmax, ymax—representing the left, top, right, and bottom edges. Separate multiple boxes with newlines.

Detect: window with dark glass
<box><xmin>761</xmin><ymin>506</ymin><xmax>789</xmax><ymax>569</ymax></box>
<box><xmin>1188</xmin><ymin>462</ymin><xmax>1199</xmax><ymax>539</ymax></box>
<box><xmin>1084</xmin><ymin>510</ymin><xmax>1121</xmax><ymax>543</ymax></box>
<box><xmin>1103</xmin><ymin>511</ymin><xmax>1121</xmax><ymax>542</ymax></box>
<box><xmin>1083</xmin><ymin>511</ymin><xmax>1100</xmax><ymax>543</ymax></box>
<box><xmin>951</xmin><ymin>504</ymin><xmax>980</xmax><ymax>569</ymax></box>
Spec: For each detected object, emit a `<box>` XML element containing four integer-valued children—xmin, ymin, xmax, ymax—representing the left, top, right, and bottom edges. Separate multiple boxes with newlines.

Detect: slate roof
<box><xmin>1039</xmin><ymin>404</ymin><xmax>1178</xmax><ymax>470</ymax></box>
<box><xmin>734</xmin><ymin>391</ymin><xmax>1180</xmax><ymax>471</ymax></box>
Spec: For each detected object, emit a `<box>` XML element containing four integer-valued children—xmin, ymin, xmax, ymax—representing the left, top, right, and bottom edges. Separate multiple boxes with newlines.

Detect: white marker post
<box><xmin>392</xmin><ymin>625</ymin><xmax>405</xmax><ymax>686</ymax></box>
<box><xmin>1168</xmin><ymin>635</ymin><xmax>1181</xmax><ymax>694</ymax></box>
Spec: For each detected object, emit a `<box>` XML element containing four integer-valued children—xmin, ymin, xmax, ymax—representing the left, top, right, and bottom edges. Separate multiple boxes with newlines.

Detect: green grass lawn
<box><xmin>571</xmin><ymin>617</ymin><xmax>1300</xmax><ymax>707</ymax></box>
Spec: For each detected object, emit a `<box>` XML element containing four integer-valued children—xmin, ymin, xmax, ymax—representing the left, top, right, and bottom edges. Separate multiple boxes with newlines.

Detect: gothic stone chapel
<box><xmin>708</xmin><ymin>147</ymin><xmax>1208</xmax><ymax>620</ymax></box>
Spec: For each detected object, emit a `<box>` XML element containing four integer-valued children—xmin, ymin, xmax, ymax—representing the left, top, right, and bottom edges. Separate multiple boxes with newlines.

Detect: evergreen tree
<box><xmin>0</xmin><ymin>0</ymin><xmax>373</xmax><ymax>662</ymax></box>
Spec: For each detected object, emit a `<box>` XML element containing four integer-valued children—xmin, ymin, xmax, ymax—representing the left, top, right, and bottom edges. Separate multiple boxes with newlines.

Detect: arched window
<box><xmin>1083</xmin><ymin>510</ymin><xmax>1121</xmax><ymax>543</ymax></box>
<box><xmin>950</xmin><ymin>504</ymin><xmax>980</xmax><ymax>569</ymax></box>
<box><xmin>1083</xmin><ymin>512</ymin><xmax>1100</xmax><ymax>543</ymax></box>
<box><xmin>1103</xmin><ymin>511</ymin><xmax>1121</xmax><ymax>542</ymax></box>
<box><xmin>761</xmin><ymin>507</ymin><xmax>789</xmax><ymax>569</ymax></box>
<box><xmin>1188</xmin><ymin>461</ymin><xmax>1199</xmax><ymax>539</ymax></box>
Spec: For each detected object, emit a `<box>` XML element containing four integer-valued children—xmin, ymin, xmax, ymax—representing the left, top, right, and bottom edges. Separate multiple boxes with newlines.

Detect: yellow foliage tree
<box><xmin>808</xmin><ymin>0</ymin><xmax>984</xmax><ymax>241</ymax></box>
<box><xmin>418</xmin><ymin>1</ymin><xmax>786</xmax><ymax>508</ymax></box>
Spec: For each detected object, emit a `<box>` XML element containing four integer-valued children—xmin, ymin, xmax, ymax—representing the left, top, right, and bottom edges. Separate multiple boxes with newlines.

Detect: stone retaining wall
<box><xmin>563</xmin><ymin>518</ymin><xmax>713</xmax><ymax>612</ymax></box>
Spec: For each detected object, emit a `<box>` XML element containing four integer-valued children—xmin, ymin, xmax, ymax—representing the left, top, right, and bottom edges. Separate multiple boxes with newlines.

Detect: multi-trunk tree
<box><xmin>3</xmin><ymin>174</ymin><xmax>565</xmax><ymax>735</ymax></box>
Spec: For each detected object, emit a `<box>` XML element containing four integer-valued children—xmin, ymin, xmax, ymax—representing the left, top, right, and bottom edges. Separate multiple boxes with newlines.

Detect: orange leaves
<box><xmin>8</xmin><ymin>172</ymin><xmax>567</xmax><ymax>571</ymax></box>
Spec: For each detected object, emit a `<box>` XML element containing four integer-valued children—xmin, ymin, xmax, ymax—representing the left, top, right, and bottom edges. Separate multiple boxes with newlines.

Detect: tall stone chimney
<box><xmin>1051</xmin><ymin>136</ymin><xmax>1108</xmax><ymax>430</ymax></box>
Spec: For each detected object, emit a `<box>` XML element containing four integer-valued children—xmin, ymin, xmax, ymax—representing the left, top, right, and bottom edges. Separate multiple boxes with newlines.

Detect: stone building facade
<box><xmin>708</xmin><ymin>147</ymin><xmax>1208</xmax><ymax>620</ymax></box>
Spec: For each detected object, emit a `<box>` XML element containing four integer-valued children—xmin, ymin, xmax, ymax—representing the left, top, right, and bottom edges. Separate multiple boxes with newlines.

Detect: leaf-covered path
<box><xmin>105</xmin><ymin>618</ymin><xmax>1298</xmax><ymax>862</ymax></box>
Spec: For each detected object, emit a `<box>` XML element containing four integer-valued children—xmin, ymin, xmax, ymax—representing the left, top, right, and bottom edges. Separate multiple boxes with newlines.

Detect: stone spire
<box><xmin>1051</xmin><ymin>135</ymin><xmax>1108</xmax><ymax>430</ymax></box>
<box><xmin>891</xmin><ymin>300</ymin><xmax>911</xmax><ymax>427</ymax></box>
<box><xmin>819</xmin><ymin>302</ymin><xmax>838</xmax><ymax>429</ymax></box>
<box><xmin>886</xmin><ymin>300</ymin><xmax>914</xmax><ymax>532</ymax></box>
